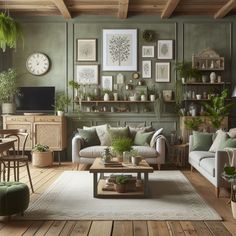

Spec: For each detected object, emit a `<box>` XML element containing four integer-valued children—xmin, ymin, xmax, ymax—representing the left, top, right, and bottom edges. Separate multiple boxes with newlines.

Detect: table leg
<box><xmin>144</xmin><ymin>173</ymin><xmax>149</xmax><ymax>197</ymax></box>
<box><xmin>93</xmin><ymin>173</ymin><xmax>98</xmax><ymax>198</ymax></box>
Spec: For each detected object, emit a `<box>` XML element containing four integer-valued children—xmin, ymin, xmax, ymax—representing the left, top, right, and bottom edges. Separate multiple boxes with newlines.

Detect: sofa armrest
<box><xmin>72</xmin><ymin>134</ymin><xmax>84</xmax><ymax>163</ymax></box>
<box><xmin>215</xmin><ymin>150</ymin><xmax>229</xmax><ymax>187</ymax></box>
<box><xmin>156</xmin><ymin>137</ymin><xmax>166</xmax><ymax>164</ymax></box>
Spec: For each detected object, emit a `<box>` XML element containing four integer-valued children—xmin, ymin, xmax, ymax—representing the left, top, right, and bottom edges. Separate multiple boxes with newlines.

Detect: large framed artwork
<box><xmin>155</xmin><ymin>62</ymin><xmax>170</xmax><ymax>82</ymax></box>
<box><xmin>102</xmin><ymin>29</ymin><xmax>137</xmax><ymax>71</ymax></box>
<box><xmin>76</xmin><ymin>39</ymin><xmax>97</xmax><ymax>61</ymax></box>
<box><xmin>101</xmin><ymin>76</ymin><xmax>113</xmax><ymax>91</ymax></box>
<box><xmin>157</xmin><ymin>40</ymin><xmax>173</xmax><ymax>59</ymax></box>
<box><xmin>76</xmin><ymin>65</ymin><xmax>98</xmax><ymax>84</ymax></box>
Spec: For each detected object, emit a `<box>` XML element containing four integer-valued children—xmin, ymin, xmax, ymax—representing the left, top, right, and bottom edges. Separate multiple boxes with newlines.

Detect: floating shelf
<box><xmin>182</xmin><ymin>82</ymin><xmax>230</xmax><ymax>85</ymax></box>
<box><xmin>77</xmin><ymin>100</ymin><xmax>154</xmax><ymax>104</ymax></box>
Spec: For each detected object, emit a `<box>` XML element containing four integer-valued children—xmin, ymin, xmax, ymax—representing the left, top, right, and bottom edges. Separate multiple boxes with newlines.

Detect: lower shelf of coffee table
<box><xmin>97</xmin><ymin>179</ymin><xmax>145</xmax><ymax>198</ymax></box>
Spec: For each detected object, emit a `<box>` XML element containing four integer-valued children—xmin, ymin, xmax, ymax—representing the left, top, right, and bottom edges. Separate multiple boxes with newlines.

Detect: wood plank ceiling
<box><xmin>0</xmin><ymin>0</ymin><xmax>236</xmax><ymax>19</ymax></box>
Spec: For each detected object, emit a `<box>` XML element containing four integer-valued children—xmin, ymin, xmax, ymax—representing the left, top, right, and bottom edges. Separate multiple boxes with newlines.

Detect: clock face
<box><xmin>26</xmin><ymin>53</ymin><xmax>50</xmax><ymax>75</ymax></box>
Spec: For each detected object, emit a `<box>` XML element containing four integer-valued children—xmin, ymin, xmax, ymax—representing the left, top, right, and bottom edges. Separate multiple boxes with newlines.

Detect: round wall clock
<box><xmin>26</xmin><ymin>53</ymin><xmax>50</xmax><ymax>75</ymax></box>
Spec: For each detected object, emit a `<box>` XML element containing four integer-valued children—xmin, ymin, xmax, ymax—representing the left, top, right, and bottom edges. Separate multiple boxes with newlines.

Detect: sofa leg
<box><xmin>157</xmin><ymin>164</ymin><xmax>161</xmax><ymax>170</ymax></box>
<box><xmin>76</xmin><ymin>163</ymin><xmax>79</xmax><ymax>171</ymax></box>
<box><xmin>191</xmin><ymin>165</ymin><xmax>193</xmax><ymax>172</ymax></box>
<box><xmin>215</xmin><ymin>187</ymin><xmax>220</xmax><ymax>198</ymax></box>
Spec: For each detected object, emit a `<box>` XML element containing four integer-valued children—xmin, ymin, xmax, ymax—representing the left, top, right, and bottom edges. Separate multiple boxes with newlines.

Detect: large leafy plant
<box><xmin>55</xmin><ymin>92</ymin><xmax>71</xmax><ymax>111</ymax></box>
<box><xmin>203</xmin><ymin>89</ymin><xmax>233</xmax><ymax>129</ymax></box>
<box><xmin>0</xmin><ymin>68</ymin><xmax>20</xmax><ymax>103</ymax></box>
<box><xmin>184</xmin><ymin>117</ymin><xmax>203</xmax><ymax>131</ymax></box>
<box><xmin>0</xmin><ymin>13</ymin><xmax>23</xmax><ymax>52</ymax></box>
<box><xmin>111</xmin><ymin>137</ymin><xmax>133</xmax><ymax>156</ymax></box>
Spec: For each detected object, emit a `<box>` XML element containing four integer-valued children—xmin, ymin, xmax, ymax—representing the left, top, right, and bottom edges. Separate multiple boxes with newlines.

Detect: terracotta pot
<box><xmin>32</xmin><ymin>151</ymin><xmax>53</xmax><ymax>167</ymax></box>
<box><xmin>115</xmin><ymin>184</ymin><xmax>126</xmax><ymax>193</ymax></box>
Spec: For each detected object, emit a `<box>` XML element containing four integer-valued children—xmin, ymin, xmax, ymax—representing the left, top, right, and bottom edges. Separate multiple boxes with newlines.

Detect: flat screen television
<box><xmin>15</xmin><ymin>87</ymin><xmax>55</xmax><ymax>113</ymax></box>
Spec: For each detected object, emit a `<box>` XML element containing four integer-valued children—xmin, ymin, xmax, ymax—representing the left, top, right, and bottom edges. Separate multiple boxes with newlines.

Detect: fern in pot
<box><xmin>0</xmin><ymin>68</ymin><xmax>20</xmax><ymax>114</ymax></box>
<box><xmin>32</xmin><ymin>144</ymin><xmax>53</xmax><ymax>167</ymax></box>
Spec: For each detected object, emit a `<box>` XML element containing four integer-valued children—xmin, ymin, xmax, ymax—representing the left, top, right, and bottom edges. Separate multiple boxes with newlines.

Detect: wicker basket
<box><xmin>32</xmin><ymin>151</ymin><xmax>53</xmax><ymax>167</ymax></box>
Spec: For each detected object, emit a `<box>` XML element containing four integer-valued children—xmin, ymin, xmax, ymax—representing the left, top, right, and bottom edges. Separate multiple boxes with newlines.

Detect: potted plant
<box><xmin>68</xmin><ymin>80</ymin><xmax>80</xmax><ymax>101</ymax></box>
<box><xmin>55</xmin><ymin>92</ymin><xmax>71</xmax><ymax>116</ymax></box>
<box><xmin>223</xmin><ymin>166</ymin><xmax>236</xmax><ymax>219</ymax></box>
<box><xmin>0</xmin><ymin>68</ymin><xmax>20</xmax><ymax>114</ymax></box>
<box><xmin>111</xmin><ymin>137</ymin><xmax>133</xmax><ymax>162</ymax></box>
<box><xmin>184</xmin><ymin>117</ymin><xmax>203</xmax><ymax>131</ymax></box>
<box><xmin>130</xmin><ymin>150</ymin><xmax>142</xmax><ymax>166</ymax></box>
<box><xmin>202</xmin><ymin>89</ymin><xmax>233</xmax><ymax>130</ymax></box>
<box><xmin>175</xmin><ymin>61</ymin><xmax>192</xmax><ymax>83</ymax></box>
<box><xmin>140</xmin><ymin>91</ymin><xmax>146</xmax><ymax>101</ymax></box>
<box><xmin>115</xmin><ymin>175</ymin><xmax>130</xmax><ymax>193</ymax></box>
<box><xmin>32</xmin><ymin>144</ymin><xmax>53</xmax><ymax>167</ymax></box>
<box><xmin>0</xmin><ymin>13</ymin><xmax>23</xmax><ymax>52</ymax></box>
<box><xmin>102</xmin><ymin>89</ymin><xmax>112</xmax><ymax>101</ymax></box>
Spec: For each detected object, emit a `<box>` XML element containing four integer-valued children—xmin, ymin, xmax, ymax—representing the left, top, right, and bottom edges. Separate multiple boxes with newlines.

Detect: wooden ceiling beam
<box><xmin>117</xmin><ymin>0</ymin><xmax>129</xmax><ymax>19</ymax></box>
<box><xmin>214</xmin><ymin>0</ymin><xmax>236</xmax><ymax>18</ymax></box>
<box><xmin>50</xmin><ymin>0</ymin><xmax>71</xmax><ymax>19</ymax></box>
<box><xmin>161</xmin><ymin>0</ymin><xmax>181</xmax><ymax>18</ymax></box>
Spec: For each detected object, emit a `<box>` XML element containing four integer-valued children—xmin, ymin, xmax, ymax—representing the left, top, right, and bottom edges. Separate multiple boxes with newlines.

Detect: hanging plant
<box><xmin>0</xmin><ymin>12</ymin><xmax>23</xmax><ymax>52</ymax></box>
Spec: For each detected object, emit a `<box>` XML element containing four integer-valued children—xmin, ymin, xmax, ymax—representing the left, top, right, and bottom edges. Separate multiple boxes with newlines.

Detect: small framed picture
<box><xmin>76</xmin><ymin>39</ymin><xmax>97</xmax><ymax>61</ymax></box>
<box><xmin>155</xmin><ymin>62</ymin><xmax>170</xmax><ymax>83</ymax></box>
<box><xmin>142</xmin><ymin>61</ymin><xmax>151</xmax><ymax>78</ymax></box>
<box><xmin>142</xmin><ymin>46</ymin><xmax>155</xmax><ymax>58</ymax></box>
<box><xmin>101</xmin><ymin>76</ymin><xmax>113</xmax><ymax>91</ymax></box>
<box><xmin>76</xmin><ymin>65</ymin><xmax>99</xmax><ymax>84</ymax></box>
<box><xmin>157</xmin><ymin>40</ymin><xmax>173</xmax><ymax>59</ymax></box>
<box><xmin>163</xmin><ymin>90</ymin><xmax>173</xmax><ymax>101</ymax></box>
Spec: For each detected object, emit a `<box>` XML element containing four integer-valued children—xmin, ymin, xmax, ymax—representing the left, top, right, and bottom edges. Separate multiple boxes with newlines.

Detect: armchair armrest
<box><xmin>156</xmin><ymin>136</ymin><xmax>166</xmax><ymax>164</ymax></box>
<box><xmin>72</xmin><ymin>134</ymin><xmax>84</xmax><ymax>163</ymax></box>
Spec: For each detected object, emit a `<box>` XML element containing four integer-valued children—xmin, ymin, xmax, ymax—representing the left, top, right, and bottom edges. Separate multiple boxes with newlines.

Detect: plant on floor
<box><xmin>55</xmin><ymin>92</ymin><xmax>71</xmax><ymax>113</ymax></box>
<box><xmin>184</xmin><ymin>117</ymin><xmax>203</xmax><ymax>131</ymax></box>
<box><xmin>202</xmin><ymin>89</ymin><xmax>233</xmax><ymax>129</ymax></box>
<box><xmin>32</xmin><ymin>144</ymin><xmax>53</xmax><ymax>167</ymax></box>
<box><xmin>0</xmin><ymin>12</ymin><xmax>23</xmax><ymax>52</ymax></box>
<box><xmin>111</xmin><ymin>137</ymin><xmax>133</xmax><ymax>157</ymax></box>
<box><xmin>32</xmin><ymin>144</ymin><xmax>49</xmax><ymax>152</ymax></box>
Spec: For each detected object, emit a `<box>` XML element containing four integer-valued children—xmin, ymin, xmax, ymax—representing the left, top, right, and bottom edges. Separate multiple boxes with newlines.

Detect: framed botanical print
<box><xmin>76</xmin><ymin>65</ymin><xmax>98</xmax><ymax>84</ymax></box>
<box><xmin>155</xmin><ymin>62</ymin><xmax>170</xmax><ymax>82</ymax></box>
<box><xmin>102</xmin><ymin>29</ymin><xmax>137</xmax><ymax>71</ymax></box>
<box><xmin>101</xmin><ymin>76</ymin><xmax>113</xmax><ymax>91</ymax></box>
<box><xmin>142</xmin><ymin>46</ymin><xmax>155</xmax><ymax>58</ymax></box>
<box><xmin>76</xmin><ymin>39</ymin><xmax>97</xmax><ymax>61</ymax></box>
<box><xmin>157</xmin><ymin>40</ymin><xmax>173</xmax><ymax>59</ymax></box>
<box><xmin>142</xmin><ymin>60</ymin><xmax>151</xmax><ymax>78</ymax></box>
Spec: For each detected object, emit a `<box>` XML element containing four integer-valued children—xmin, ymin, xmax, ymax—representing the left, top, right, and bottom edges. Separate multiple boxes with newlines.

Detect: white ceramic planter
<box><xmin>104</xmin><ymin>93</ymin><xmax>110</xmax><ymax>101</ymax></box>
<box><xmin>57</xmin><ymin>111</ymin><xmax>64</xmax><ymax>116</ymax></box>
<box><xmin>141</xmin><ymin>95</ymin><xmax>146</xmax><ymax>101</ymax></box>
<box><xmin>32</xmin><ymin>151</ymin><xmax>53</xmax><ymax>167</ymax></box>
<box><xmin>2</xmin><ymin>103</ymin><xmax>15</xmax><ymax>114</ymax></box>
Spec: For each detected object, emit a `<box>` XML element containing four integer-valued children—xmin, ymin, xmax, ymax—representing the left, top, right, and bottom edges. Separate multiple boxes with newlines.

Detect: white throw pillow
<box><xmin>228</xmin><ymin>128</ymin><xmax>236</xmax><ymax>138</ymax></box>
<box><xmin>83</xmin><ymin>124</ymin><xmax>110</xmax><ymax>146</ymax></box>
<box><xmin>150</xmin><ymin>128</ymin><xmax>163</xmax><ymax>148</ymax></box>
<box><xmin>209</xmin><ymin>129</ymin><xmax>228</xmax><ymax>152</ymax></box>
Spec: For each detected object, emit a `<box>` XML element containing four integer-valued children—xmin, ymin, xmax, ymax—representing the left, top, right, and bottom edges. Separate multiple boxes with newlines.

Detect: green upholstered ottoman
<box><xmin>0</xmin><ymin>182</ymin><xmax>30</xmax><ymax>216</ymax></box>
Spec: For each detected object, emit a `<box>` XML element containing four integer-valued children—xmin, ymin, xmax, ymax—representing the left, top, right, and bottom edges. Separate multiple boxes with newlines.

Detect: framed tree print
<box><xmin>102</xmin><ymin>29</ymin><xmax>137</xmax><ymax>71</ymax></box>
<box><xmin>76</xmin><ymin>39</ymin><xmax>97</xmax><ymax>61</ymax></box>
<box><xmin>101</xmin><ymin>76</ymin><xmax>113</xmax><ymax>91</ymax></box>
<box><xmin>157</xmin><ymin>40</ymin><xmax>173</xmax><ymax>59</ymax></box>
<box><xmin>142</xmin><ymin>60</ymin><xmax>151</xmax><ymax>78</ymax></box>
<box><xmin>142</xmin><ymin>46</ymin><xmax>154</xmax><ymax>58</ymax></box>
<box><xmin>155</xmin><ymin>62</ymin><xmax>170</xmax><ymax>82</ymax></box>
<box><xmin>76</xmin><ymin>65</ymin><xmax>98</xmax><ymax>84</ymax></box>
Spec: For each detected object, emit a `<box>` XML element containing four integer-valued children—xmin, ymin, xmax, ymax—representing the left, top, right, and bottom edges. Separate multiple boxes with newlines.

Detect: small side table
<box><xmin>173</xmin><ymin>143</ymin><xmax>189</xmax><ymax>167</ymax></box>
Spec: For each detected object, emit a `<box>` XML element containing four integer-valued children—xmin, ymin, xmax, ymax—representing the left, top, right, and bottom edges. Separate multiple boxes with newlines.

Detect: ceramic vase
<box><xmin>210</xmin><ymin>72</ymin><xmax>216</xmax><ymax>83</ymax></box>
<box><xmin>103</xmin><ymin>93</ymin><xmax>110</xmax><ymax>101</ymax></box>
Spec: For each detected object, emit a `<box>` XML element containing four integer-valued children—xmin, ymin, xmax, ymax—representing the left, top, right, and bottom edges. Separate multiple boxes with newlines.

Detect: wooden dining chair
<box><xmin>0</xmin><ymin>129</ymin><xmax>34</xmax><ymax>193</ymax></box>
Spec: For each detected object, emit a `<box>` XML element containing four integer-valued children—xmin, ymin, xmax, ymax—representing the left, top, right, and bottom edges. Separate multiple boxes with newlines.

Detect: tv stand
<box><xmin>2</xmin><ymin>115</ymin><xmax>67</xmax><ymax>164</ymax></box>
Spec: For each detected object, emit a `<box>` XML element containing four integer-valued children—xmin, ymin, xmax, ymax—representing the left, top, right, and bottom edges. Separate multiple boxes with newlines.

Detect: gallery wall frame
<box><xmin>76</xmin><ymin>64</ymin><xmax>99</xmax><ymax>84</ymax></box>
<box><xmin>155</xmin><ymin>62</ymin><xmax>170</xmax><ymax>82</ymax></box>
<box><xmin>142</xmin><ymin>60</ymin><xmax>152</xmax><ymax>78</ymax></box>
<box><xmin>142</xmin><ymin>45</ymin><xmax>155</xmax><ymax>58</ymax></box>
<box><xmin>101</xmin><ymin>76</ymin><xmax>113</xmax><ymax>91</ymax></box>
<box><xmin>157</xmin><ymin>40</ymin><xmax>173</xmax><ymax>59</ymax></box>
<box><xmin>76</xmin><ymin>39</ymin><xmax>97</xmax><ymax>62</ymax></box>
<box><xmin>102</xmin><ymin>29</ymin><xmax>137</xmax><ymax>71</ymax></box>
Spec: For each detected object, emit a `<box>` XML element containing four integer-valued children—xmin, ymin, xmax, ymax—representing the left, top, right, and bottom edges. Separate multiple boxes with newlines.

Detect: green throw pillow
<box><xmin>77</xmin><ymin>128</ymin><xmax>100</xmax><ymax>147</ymax></box>
<box><xmin>134</xmin><ymin>131</ymin><xmax>154</xmax><ymax>146</ymax></box>
<box><xmin>192</xmin><ymin>131</ymin><xmax>213</xmax><ymax>151</ymax></box>
<box><xmin>219</xmin><ymin>138</ymin><xmax>236</xmax><ymax>150</ymax></box>
<box><xmin>109</xmin><ymin>127</ymin><xmax>130</xmax><ymax>140</ymax></box>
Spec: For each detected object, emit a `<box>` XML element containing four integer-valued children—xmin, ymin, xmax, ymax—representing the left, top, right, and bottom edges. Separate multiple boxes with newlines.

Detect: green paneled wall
<box><xmin>1</xmin><ymin>15</ymin><xmax>236</xmax><ymax>160</ymax></box>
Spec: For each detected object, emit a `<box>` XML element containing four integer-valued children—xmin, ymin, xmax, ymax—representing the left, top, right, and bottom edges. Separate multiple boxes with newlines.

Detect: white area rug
<box><xmin>21</xmin><ymin>171</ymin><xmax>221</xmax><ymax>220</ymax></box>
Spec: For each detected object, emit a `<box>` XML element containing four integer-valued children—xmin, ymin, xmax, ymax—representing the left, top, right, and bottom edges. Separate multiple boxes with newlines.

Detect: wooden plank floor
<box><xmin>0</xmin><ymin>163</ymin><xmax>235</xmax><ymax>236</ymax></box>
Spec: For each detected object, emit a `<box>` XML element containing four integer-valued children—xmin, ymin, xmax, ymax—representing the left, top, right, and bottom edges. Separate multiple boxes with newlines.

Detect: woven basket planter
<box><xmin>32</xmin><ymin>151</ymin><xmax>53</xmax><ymax>167</ymax></box>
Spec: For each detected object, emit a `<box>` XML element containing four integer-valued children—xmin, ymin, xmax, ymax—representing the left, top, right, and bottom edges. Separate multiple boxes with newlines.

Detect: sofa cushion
<box><xmin>209</xmin><ymin>130</ymin><xmax>228</xmax><ymax>152</ymax></box>
<box><xmin>109</xmin><ymin>127</ymin><xmax>130</xmax><ymax>141</ymax></box>
<box><xmin>77</xmin><ymin>128</ymin><xmax>100</xmax><ymax>147</ymax></box>
<box><xmin>132</xmin><ymin>146</ymin><xmax>158</xmax><ymax>158</ymax></box>
<box><xmin>199</xmin><ymin>157</ymin><xmax>215</xmax><ymax>177</ymax></box>
<box><xmin>128</xmin><ymin>126</ymin><xmax>153</xmax><ymax>140</ymax></box>
<box><xmin>83</xmin><ymin>124</ymin><xmax>110</xmax><ymax>146</ymax></box>
<box><xmin>228</xmin><ymin>128</ymin><xmax>236</xmax><ymax>138</ymax></box>
<box><xmin>134</xmin><ymin>131</ymin><xmax>154</xmax><ymax>146</ymax></box>
<box><xmin>189</xmin><ymin>151</ymin><xmax>215</xmax><ymax>164</ymax></box>
<box><xmin>220</xmin><ymin>137</ymin><xmax>236</xmax><ymax>150</ymax></box>
<box><xmin>150</xmin><ymin>128</ymin><xmax>163</xmax><ymax>148</ymax></box>
<box><xmin>192</xmin><ymin>131</ymin><xmax>213</xmax><ymax>151</ymax></box>
<box><xmin>79</xmin><ymin>146</ymin><xmax>108</xmax><ymax>158</ymax></box>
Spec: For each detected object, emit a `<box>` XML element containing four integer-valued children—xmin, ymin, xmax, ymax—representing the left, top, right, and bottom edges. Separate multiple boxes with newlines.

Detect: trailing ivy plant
<box><xmin>202</xmin><ymin>89</ymin><xmax>233</xmax><ymax>129</ymax></box>
<box><xmin>0</xmin><ymin>13</ymin><xmax>23</xmax><ymax>52</ymax></box>
<box><xmin>0</xmin><ymin>68</ymin><xmax>20</xmax><ymax>103</ymax></box>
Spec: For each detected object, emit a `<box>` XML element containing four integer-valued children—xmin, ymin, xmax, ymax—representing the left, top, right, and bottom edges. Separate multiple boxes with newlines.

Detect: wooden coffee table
<box><xmin>89</xmin><ymin>157</ymin><xmax>153</xmax><ymax>198</ymax></box>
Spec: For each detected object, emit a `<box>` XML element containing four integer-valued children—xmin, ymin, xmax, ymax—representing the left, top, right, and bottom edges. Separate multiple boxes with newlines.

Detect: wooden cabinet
<box><xmin>2</xmin><ymin>115</ymin><xmax>67</xmax><ymax>151</ymax></box>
